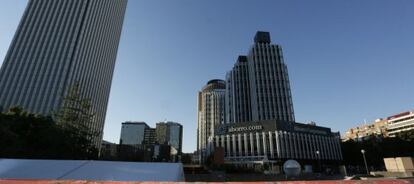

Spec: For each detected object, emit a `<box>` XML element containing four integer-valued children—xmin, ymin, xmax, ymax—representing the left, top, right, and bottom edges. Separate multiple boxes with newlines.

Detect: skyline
<box><xmin>1</xmin><ymin>0</ymin><xmax>414</xmax><ymax>153</ymax></box>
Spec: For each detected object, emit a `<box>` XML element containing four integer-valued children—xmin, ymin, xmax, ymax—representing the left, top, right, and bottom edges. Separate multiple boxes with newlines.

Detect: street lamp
<box><xmin>361</xmin><ymin>149</ymin><xmax>369</xmax><ymax>174</ymax></box>
<box><xmin>316</xmin><ymin>150</ymin><xmax>321</xmax><ymax>173</ymax></box>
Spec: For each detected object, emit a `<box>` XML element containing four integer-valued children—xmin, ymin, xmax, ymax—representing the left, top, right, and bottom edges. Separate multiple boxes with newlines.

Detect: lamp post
<box><xmin>316</xmin><ymin>150</ymin><xmax>321</xmax><ymax>173</ymax></box>
<box><xmin>361</xmin><ymin>149</ymin><xmax>369</xmax><ymax>174</ymax></box>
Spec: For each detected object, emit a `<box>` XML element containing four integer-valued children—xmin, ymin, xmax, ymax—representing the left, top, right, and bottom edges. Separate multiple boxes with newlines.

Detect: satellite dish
<box><xmin>283</xmin><ymin>160</ymin><xmax>301</xmax><ymax>177</ymax></box>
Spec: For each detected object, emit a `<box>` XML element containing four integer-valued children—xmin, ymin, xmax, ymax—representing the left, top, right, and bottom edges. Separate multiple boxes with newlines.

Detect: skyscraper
<box><xmin>197</xmin><ymin>79</ymin><xmax>226</xmax><ymax>161</ymax></box>
<box><xmin>226</xmin><ymin>56</ymin><xmax>252</xmax><ymax>124</ymax></box>
<box><xmin>156</xmin><ymin>121</ymin><xmax>183</xmax><ymax>154</ymax></box>
<box><xmin>120</xmin><ymin>122</ymin><xmax>150</xmax><ymax>145</ymax></box>
<box><xmin>205</xmin><ymin>32</ymin><xmax>342</xmax><ymax>167</ymax></box>
<box><xmin>226</xmin><ymin>31</ymin><xmax>295</xmax><ymax>123</ymax></box>
<box><xmin>0</xmin><ymin>0</ymin><xmax>128</xmax><ymax>147</ymax></box>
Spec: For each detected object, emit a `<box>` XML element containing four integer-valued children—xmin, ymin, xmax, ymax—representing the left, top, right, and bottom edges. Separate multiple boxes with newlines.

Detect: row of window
<box><xmin>214</xmin><ymin>132</ymin><xmax>341</xmax><ymax>160</ymax></box>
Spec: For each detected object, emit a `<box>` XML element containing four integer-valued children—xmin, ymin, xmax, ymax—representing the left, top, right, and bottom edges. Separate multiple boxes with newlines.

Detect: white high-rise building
<box><xmin>226</xmin><ymin>31</ymin><xmax>295</xmax><ymax>123</ymax></box>
<box><xmin>197</xmin><ymin>79</ymin><xmax>226</xmax><ymax>161</ymax></box>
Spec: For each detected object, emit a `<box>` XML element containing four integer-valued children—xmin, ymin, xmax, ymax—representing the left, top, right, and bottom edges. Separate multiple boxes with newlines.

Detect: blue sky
<box><xmin>1</xmin><ymin>0</ymin><xmax>413</xmax><ymax>153</ymax></box>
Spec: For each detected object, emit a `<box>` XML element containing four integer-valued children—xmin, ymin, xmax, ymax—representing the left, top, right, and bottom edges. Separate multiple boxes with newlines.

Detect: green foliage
<box><xmin>341</xmin><ymin>135</ymin><xmax>414</xmax><ymax>168</ymax></box>
<box><xmin>0</xmin><ymin>107</ymin><xmax>55</xmax><ymax>158</ymax></box>
<box><xmin>0</xmin><ymin>83</ymin><xmax>98</xmax><ymax>159</ymax></box>
<box><xmin>53</xmin><ymin>82</ymin><xmax>98</xmax><ymax>157</ymax></box>
<box><xmin>396</xmin><ymin>129</ymin><xmax>414</xmax><ymax>142</ymax></box>
<box><xmin>55</xmin><ymin>83</ymin><xmax>94</xmax><ymax>128</ymax></box>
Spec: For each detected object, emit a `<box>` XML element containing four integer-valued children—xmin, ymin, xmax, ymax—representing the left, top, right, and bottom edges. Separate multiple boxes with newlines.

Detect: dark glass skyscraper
<box><xmin>0</xmin><ymin>0</ymin><xmax>128</xmax><ymax>147</ymax></box>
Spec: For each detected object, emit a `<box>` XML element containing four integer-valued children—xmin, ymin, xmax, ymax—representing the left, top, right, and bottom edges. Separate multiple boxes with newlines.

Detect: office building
<box><xmin>117</xmin><ymin>121</ymin><xmax>183</xmax><ymax>162</ymax></box>
<box><xmin>226</xmin><ymin>31</ymin><xmax>295</xmax><ymax>123</ymax></box>
<box><xmin>156</xmin><ymin>121</ymin><xmax>183</xmax><ymax>154</ymax></box>
<box><xmin>387</xmin><ymin>111</ymin><xmax>414</xmax><ymax>137</ymax></box>
<box><xmin>214</xmin><ymin>120</ymin><xmax>342</xmax><ymax>166</ymax></box>
<box><xmin>156</xmin><ymin>123</ymin><xmax>168</xmax><ymax>145</ymax></box>
<box><xmin>120</xmin><ymin>121</ymin><xmax>183</xmax><ymax>155</ymax></box>
<box><xmin>197</xmin><ymin>79</ymin><xmax>226</xmax><ymax>161</ymax></box>
<box><xmin>0</xmin><ymin>0</ymin><xmax>128</xmax><ymax>147</ymax></box>
<box><xmin>203</xmin><ymin>32</ymin><xmax>342</xmax><ymax>169</ymax></box>
<box><xmin>226</xmin><ymin>56</ymin><xmax>251</xmax><ymax>124</ymax></box>
<box><xmin>120</xmin><ymin>122</ymin><xmax>150</xmax><ymax>145</ymax></box>
<box><xmin>144</xmin><ymin>128</ymin><xmax>156</xmax><ymax>145</ymax></box>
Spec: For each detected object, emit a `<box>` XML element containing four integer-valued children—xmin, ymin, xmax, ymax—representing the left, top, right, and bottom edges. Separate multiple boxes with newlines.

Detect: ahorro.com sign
<box><xmin>227</xmin><ymin>125</ymin><xmax>263</xmax><ymax>133</ymax></box>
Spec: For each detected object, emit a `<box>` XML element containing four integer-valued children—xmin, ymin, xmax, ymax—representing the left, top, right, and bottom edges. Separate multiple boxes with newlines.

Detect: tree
<box><xmin>341</xmin><ymin>135</ymin><xmax>414</xmax><ymax>173</ymax></box>
<box><xmin>53</xmin><ymin>82</ymin><xmax>99</xmax><ymax>158</ymax></box>
<box><xmin>396</xmin><ymin>129</ymin><xmax>414</xmax><ymax>142</ymax></box>
<box><xmin>0</xmin><ymin>107</ymin><xmax>64</xmax><ymax>158</ymax></box>
<box><xmin>0</xmin><ymin>83</ymin><xmax>99</xmax><ymax>159</ymax></box>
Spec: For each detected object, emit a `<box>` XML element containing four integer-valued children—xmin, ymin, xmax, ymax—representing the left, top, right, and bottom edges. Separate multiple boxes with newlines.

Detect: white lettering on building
<box><xmin>294</xmin><ymin>126</ymin><xmax>327</xmax><ymax>135</ymax></box>
<box><xmin>228</xmin><ymin>125</ymin><xmax>263</xmax><ymax>133</ymax></box>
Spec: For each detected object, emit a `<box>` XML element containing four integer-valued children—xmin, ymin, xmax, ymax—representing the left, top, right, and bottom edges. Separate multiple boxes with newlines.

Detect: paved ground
<box><xmin>1</xmin><ymin>179</ymin><xmax>413</xmax><ymax>184</ymax></box>
<box><xmin>185</xmin><ymin>173</ymin><xmax>345</xmax><ymax>182</ymax></box>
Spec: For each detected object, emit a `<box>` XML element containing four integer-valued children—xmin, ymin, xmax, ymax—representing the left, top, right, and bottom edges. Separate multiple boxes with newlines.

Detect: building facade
<box><xmin>0</xmin><ymin>0</ymin><xmax>127</xmax><ymax>147</ymax></box>
<box><xmin>143</xmin><ymin>128</ymin><xmax>156</xmax><ymax>145</ymax></box>
<box><xmin>214</xmin><ymin>120</ymin><xmax>343</xmax><ymax>165</ymax></box>
<box><xmin>197</xmin><ymin>79</ymin><xmax>226</xmax><ymax>161</ymax></box>
<box><xmin>156</xmin><ymin>121</ymin><xmax>183</xmax><ymax>154</ymax></box>
<box><xmin>200</xmin><ymin>32</ymin><xmax>343</xmax><ymax>169</ymax></box>
<box><xmin>226</xmin><ymin>32</ymin><xmax>295</xmax><ymax>123</ymax></box>
<box><xmin>343</xmin><ymin>119</ymin><xmax>388</xmax><ymax>141</ymax></box>
<box><xmin>387</xmin><ymin>111</ymin><xmax>414</xmax><ymax>137</ymax></box>
<box><xmin>120</xmin><ymin>122</ymin><xmax>150</xmax><ymax>145</ymax></box>
<box><xmin>117</xmin><ymin>121</ymin><xmax>183</xmax><ymax>162</ymax></box>
<box><xmin>343</xmin><ymin>110</ymin><xmax>414</xmax><ymax>141</ymax></box>
<box><xmin>226</xmin><ymin>56</ymin><xmax>252</xmax><ymax>124</ymax></box>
